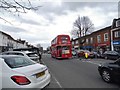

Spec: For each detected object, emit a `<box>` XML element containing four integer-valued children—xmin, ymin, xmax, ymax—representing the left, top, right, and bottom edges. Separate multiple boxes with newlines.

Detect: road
<box><xmin>42</xmin><ymin>54</ymin><xmax>120</xmax><ymax>88</ymax></box>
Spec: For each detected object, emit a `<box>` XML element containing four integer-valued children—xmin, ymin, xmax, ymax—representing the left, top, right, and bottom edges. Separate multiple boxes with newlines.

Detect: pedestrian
<box><xmin>85</xmin><ymin>52</ymin><xmax>88</xmax><ymax>59</ymax></box>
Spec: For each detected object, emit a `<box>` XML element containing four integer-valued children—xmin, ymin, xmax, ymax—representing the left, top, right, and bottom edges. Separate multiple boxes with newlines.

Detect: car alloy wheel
<box><xmin>101</xmin><ymin>69</ymin><xmax>112</xmax><ymax>83</ymax></box>
<box><xmin>105</xmin><ymin>56</ymin><xmax>108</xmax><ymax>59</ymax></box>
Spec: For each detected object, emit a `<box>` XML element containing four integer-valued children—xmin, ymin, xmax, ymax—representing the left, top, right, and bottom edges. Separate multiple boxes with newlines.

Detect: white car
<box><xmin>1</xmin><ymin>51</ymin><xmax>41</xmax><ymax>63</ymax></box>
<box><xmin>0</xmin><ymin>55</ymin><xmax>51</xmax><ymax>88</ymax></box>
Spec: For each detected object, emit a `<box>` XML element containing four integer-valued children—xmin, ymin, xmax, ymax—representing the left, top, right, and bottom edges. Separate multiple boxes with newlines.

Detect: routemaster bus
<box><xmin>50</xmin><ymin>34</ymin><xmax>72</xmax><ymax>59</ymax></box>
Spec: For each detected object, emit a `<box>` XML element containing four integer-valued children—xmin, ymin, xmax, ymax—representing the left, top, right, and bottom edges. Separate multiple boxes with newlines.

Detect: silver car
<box><xmin>1</xmin><ymin>51</ymin><xmax>40</xmax><ymax>63</ymax></box>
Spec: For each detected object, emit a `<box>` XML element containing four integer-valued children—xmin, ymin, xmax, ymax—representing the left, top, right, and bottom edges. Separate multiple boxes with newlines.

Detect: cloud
<box><xmin>1</xmin><ymin>24</ymin><xmax>27</xmax><ymax>33</ymax></box>
<box><xmin>0</xmin><ymin>1</ymin><xmax>118</xmax><ymax>49</ymax></box>
<box><xmin>32</xmin><ymin>2</ymin><xmax>118</xmax><ymax>26</ymax></box>
<box><xmin>37</xmin><ymin>2</ymin><xmax>117</xmax><ymax>15</ymax></box>
<box><xmin>18</xmin><ymin>17</ymin><xmax>41</xmax><ymax>25</ymax></box>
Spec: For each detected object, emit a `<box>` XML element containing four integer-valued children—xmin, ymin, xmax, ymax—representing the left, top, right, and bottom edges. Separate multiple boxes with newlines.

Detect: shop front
<box><xmin>95</xmin><ymin>43</ymin><xmax>111</xmax><ymax>54</ymax></box>
<box><xmin>82</xmin><ymin>46</ymin><xmax>94</xmax><ymax>51</ymax></box>
<box><xmin>113</xmin><ymin>40</ymin><xmax>120</xmax><ymax>53</ymax></box>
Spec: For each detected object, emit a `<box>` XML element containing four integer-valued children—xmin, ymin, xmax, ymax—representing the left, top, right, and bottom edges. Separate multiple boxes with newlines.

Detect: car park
<box><xmin>102</xmin><ymin>51</ymin><xmax>120</xmax><ymax>60</ymax></box>
<box><xmin>0</xmin><ymin>55</ymin><xmax>51</xmax><ymax>88</ymax></box>
<box><xmin>1</xmin><ymin>51</ymin><xmax>41</xmax><ymax>63</ymax></box>
<box><xmin>98</xmin><ymin>58</ymin><xmax>120</xmax><ymax>83</ymax></box>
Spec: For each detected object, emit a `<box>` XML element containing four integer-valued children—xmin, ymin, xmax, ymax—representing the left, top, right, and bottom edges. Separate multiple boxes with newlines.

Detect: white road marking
<box><xmin>41</xmin><ymin>58</ymin><xmax>63</xmax><ymax>88</ymax></box>
<box><xmin>52</xmin><ymin>74</ymin><xmax>63</xmax><ymax>88</ymax></box>
<box><xmin>82</xmin><ymin>61</ymin><xmax>101</xmax><ymax>66</ymax></box>
<box><xmin>88</xmin><ymin>61</ymin><xmax>101</xmax><ymax>65</ymax></box>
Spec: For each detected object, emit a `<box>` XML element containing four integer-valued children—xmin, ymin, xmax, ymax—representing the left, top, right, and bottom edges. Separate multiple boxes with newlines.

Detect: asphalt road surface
<box><xmin>42</xmin><ymin>54</ymin><xmax>120</xmax><ymax>88</ymax></box>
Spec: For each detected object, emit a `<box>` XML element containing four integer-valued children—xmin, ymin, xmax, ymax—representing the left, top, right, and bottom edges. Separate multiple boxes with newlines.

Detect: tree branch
<box><xmin>0</xmin><ymin>0</ymin><xmax>42</xmax><ymax>23</ymax></box>
<box><xmin>0</xmin><ymin>17</ymin><xmax>13</xmax><ymax>25</ymax></box>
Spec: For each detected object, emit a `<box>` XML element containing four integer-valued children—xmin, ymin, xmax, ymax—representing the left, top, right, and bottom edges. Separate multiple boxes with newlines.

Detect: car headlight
<box><xmin>98</xmin><ymin>64</ymin><xmax>102</xmax><ymax>67</ymax></box>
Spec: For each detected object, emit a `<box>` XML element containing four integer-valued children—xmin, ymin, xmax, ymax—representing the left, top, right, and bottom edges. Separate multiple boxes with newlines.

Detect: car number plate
<box><xmin>36</xmin><ymin>71</ymin><xmax>45</xmax><ymax>78</ymax></box>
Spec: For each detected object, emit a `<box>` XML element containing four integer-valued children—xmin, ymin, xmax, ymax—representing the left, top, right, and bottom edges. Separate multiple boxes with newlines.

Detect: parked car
<box><xmin>102</xmin><ymin>51</ymin><xmax>120</xmax><ymax>60</ymax></box>
<box><xmin>77</xmin><ymin>50</ymin><xmax>94</xmax><ymax>58</ymax></box>
<box><xmin>1</xmin><ymin>51</ymin><xmax>41</xmax><ymax>63</ymax></box>
<box><xmin>91</xmin><ymin>51</ymin><xmax>101</xmax><ymax>58</ymax></box>
<box><xmin>0</xmin><ymin>55</ymin><xmax>51</xmax><ymax>88</ymax></box>
<box><xmin>13</xmin><ymin>47</ymin><xmax>42</xmax><ymax>60</ymax></box>
<box><xmin>47</xmin><ymin>51</ymin><xmax>51</xmax><ymax>54</ymax></box>
<box><xmin>72</xmin><ymin>50</ymin><xmax>77</xmax><ymax>56</ymax></box>
<box><xmin>98</xmin><ymin>58</ymin><xmax>120</xmax><ymax>83</ymax></box>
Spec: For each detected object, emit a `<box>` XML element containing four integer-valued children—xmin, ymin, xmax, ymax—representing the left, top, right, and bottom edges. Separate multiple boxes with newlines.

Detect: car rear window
<box><xmin>3</xmin><ymin>57</ymin><xmax>36</xmax><ymax>68</ymax></box>
<box><xmin>27</xmin><ymin>53</ymin><xmax>38</xmax><ymax>57</ymax></box>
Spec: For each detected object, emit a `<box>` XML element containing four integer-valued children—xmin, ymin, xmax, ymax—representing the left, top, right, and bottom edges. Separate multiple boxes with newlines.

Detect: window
<box><xmin>114</xmin><ymin>31</ymin><xmax>120</xmax><ymax>38</ymax></box>
<box><xmin>97</xmin><ymin>35</ymin><xmax>101</xmax><ymax>43</ymax></box>
<box><xmin>4</xmin><ymin>57</ymin><xmax>36</xmax><ymax>68</ymax></box>
<box><xmin>62</xmin><ymin>46</ymin><xmax>70</xmax><ymax>50</ymax></box>
<box><xmin>3</xmin><ymin>52</ymin><xmax>24</xmax><ymax>56</ymax></box>
<box><xmin>116</xmin><ymin>20</ymin><xmax>120</xmax><ymax>27</ymax></box>
<box><xmin>104</xmin><ymin>33</ymin><xmax>108</xmax><ymax>42</ymax></box>
<box><xmin>1</xmin><ymin>52</ymin><xmax>9</xmax><ymax>55</ymax></box>
<box><xmin>61</xmin><ymin>36</ymin><xmax>68</xmax><ymax>43</ymax></box>
<box><xmin>27</xmin><ymin>53</ymin><xmax>38</xmax><ymax>57</ymax></box>
<box><xmin>75</xmin><ymin>40</ymin><xmax>78</xmax><ymax>44</ymax></box>
<box><xmin>72</xmin><ymin>41</ymin><xmax>74</xmax><ymax>45</ymax></box>
<box><xmin>86</xmin><ymin>38</ymin><xmax>89</xmax><ymax>44</ymax></box>
<box><xmin>90</xmin><ymin>37</ymin><xmax>93</xmax><ymax>44</ymax></box>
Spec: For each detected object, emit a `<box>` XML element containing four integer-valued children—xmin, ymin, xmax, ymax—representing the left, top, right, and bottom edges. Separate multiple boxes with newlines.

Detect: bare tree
<box><xmin>71</xmin><ymin>16</ymin><xmax>94</xmax><ymax>49</ymax></box>
<box><xmin>0</xmin><ymin>0</ymin><xmax>41</xmax><ymax>23</ymax></box>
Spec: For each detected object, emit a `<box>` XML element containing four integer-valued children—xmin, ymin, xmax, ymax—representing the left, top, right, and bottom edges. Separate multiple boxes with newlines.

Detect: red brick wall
<box><xmin>93</xmin><ymin>27</ymin><xmax>111</xmax><ymax>47</ymax></box>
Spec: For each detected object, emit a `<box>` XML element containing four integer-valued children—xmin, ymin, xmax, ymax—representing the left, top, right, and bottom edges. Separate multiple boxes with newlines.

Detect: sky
<box><xmin>0</xmin><ymin>0</ymin><xmax>119</xmax><ymax>50</ymax></box>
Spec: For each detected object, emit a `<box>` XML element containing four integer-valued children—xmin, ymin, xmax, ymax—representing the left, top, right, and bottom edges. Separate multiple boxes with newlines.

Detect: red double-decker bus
<box><xmin>50</xmin><ymin>35</ymin><xmax>72</xmax><ymax>59</ymax></box>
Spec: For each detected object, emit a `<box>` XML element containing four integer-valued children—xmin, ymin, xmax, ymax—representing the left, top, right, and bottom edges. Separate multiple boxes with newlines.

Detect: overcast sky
<box><xmin>0</xmin><ymin>0</ymin><xmax>119</xmax><ymax>50</ymax></box>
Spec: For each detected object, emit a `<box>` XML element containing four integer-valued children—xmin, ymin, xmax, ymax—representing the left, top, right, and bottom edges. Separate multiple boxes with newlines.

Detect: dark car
<box><xmin>98</xmin><ymin>58</ymin><xmax>120</xmax><ymax>83</ymax></box>
<box><xmin>72</xmin><ymin>50</ymin><xmax>77</xmax><ymax>56</ymax></box>
<box><xmin>91</xmin><ymin>51</ymin><xmax>101</xmax><ymax>58</ymax></box>
<box><xmin>102</xmin><ymin>51</ymin><xmax>120</xmax><ymax>60</ymax></box>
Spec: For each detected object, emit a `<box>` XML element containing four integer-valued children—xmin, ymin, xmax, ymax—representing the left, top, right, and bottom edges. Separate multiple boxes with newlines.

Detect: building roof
<box><xmin>0</xmin><ymin>30</ymin><xmax>15</xmax><ymax>41</ymax></box>
<box><xmin>0</xmin><ymin>31</ymin><xmax>26</xmax><ymax>44</ymax></box>
<box><xmin>111</xmin><ymin>18</ymin><xmax>120</xmax><ymax>29</ymax></box>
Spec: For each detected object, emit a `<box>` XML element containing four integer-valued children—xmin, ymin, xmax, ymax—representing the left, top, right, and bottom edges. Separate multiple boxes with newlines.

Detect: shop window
<box><xmin>104</xmin><ymin>33</ymin><xmax>108</xmax><ymax>42</ymax></box>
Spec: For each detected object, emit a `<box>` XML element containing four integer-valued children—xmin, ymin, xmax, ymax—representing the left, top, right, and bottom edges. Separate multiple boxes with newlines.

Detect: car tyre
<box><xmin>101</xmin><ymin>69</ymin><xmax>112</xmax><ymax>83</ymax></box>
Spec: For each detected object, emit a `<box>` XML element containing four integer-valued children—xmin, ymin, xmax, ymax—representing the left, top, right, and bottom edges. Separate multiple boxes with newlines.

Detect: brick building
<box><xmin>93</xmin><ymin>26</ymin><xmax>111</xmax><ymax>54</ymax></box>
<box><xmin>71</xmin><ymin>26</ymin><xmax>111</xmax><ymax>54</ymax></box>
<box><xmin>80</xmin><ymin>34</ymin><xmax>94</xmax><ymax>51</ymax></box>
<box><xmin>111</xmin><ymin>18</ymin><xmax>120</xmax><ymax>53</ymax></box>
